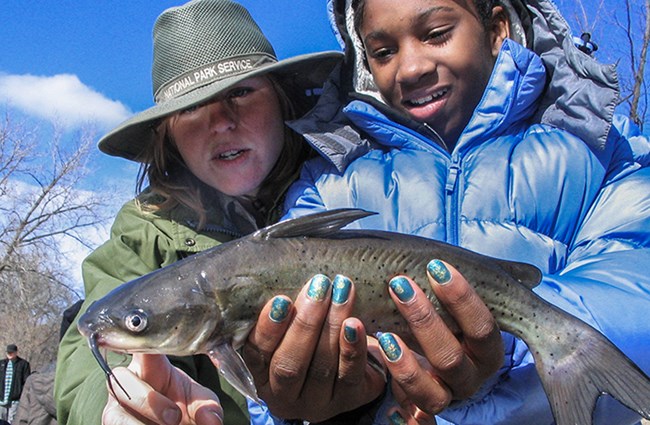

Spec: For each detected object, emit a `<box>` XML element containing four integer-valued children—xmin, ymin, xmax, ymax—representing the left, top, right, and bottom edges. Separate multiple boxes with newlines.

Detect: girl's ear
<box><xmin>489</xmin><ymin>5</ymin><xmax>511</xmax><ymax>57</ymax></box>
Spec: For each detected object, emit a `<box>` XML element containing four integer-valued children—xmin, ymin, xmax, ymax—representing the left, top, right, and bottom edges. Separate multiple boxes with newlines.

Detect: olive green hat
<box><xmin>98</xmin><ymin>0</ymin><xmax>342</xmax><ymax>161</ymax></box>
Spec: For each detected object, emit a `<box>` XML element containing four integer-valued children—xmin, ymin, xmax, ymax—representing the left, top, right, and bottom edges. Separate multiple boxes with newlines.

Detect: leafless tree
<box><xmin>0</xmin><ymin>112</ymin><xmax>110</xmax><ymax>369</ymax></box>
<box><xmin>620</xmin><ymin>0</ymin><xmax>650</xmax><ymax>128</ymax></box>
<box><xmin>558</xmin><ymin>0</ymin><xmax>650</xmax><ymax>130</ymax></box>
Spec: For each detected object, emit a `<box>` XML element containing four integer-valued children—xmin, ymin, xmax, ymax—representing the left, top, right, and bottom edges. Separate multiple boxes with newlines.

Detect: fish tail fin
<box><xmin>532</xmin><ymin>324</ymin><xmax>650</xmax><ymax>425</ymax></box>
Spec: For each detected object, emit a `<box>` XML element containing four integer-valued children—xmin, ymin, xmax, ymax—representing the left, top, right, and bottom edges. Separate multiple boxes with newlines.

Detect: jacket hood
<box><xmin>326</xmin><ymin>0</ymin><xmax>619</xmax><ymax>151</ymax></box>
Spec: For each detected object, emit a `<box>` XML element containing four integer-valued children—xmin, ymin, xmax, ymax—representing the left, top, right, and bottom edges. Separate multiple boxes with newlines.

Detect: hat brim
<box><xmin>98</xmin><ymin>51</ymin><xmax>343</xmax><ymax>161</ymax></box>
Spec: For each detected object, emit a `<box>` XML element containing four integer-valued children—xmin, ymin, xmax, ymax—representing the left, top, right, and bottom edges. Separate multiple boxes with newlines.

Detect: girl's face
<box><xmin>168</xmin><ymin>76</ymin><xmax>285</xmax><ymax>198</ymax></box>
<box><xmin>358</xmin><ymin>0</ymin><xmax>508</xmax><ymax>145</ymax></box>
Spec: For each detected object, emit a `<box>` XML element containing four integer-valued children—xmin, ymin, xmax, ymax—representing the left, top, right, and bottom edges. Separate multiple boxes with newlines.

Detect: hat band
<box><xmin>155</xmin><ymin>53</ymin><xmax>277</xmax><ymax>103</ymax></box>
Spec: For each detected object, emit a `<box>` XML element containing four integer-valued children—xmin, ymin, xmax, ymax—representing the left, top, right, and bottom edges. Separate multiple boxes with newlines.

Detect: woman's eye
<box><xmin>228</xmin><ymin>87</ymin><xmax>253</xmax><ymax>99</ymax></box>
<box><xmin>180</xmin><ymin>104</ymin><xmax>200</xmax><ymax>114</ymax></box>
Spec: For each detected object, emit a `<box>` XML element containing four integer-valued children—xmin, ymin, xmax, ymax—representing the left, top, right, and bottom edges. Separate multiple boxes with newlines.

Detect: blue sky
<box><xmin>1</xmin><ymin>1</ymin><xmax>340</xmax><ymax>115</ymax></box>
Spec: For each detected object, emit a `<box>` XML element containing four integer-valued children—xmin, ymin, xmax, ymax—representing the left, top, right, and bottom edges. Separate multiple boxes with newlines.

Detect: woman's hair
<box><xmin>135</xmin><ymin>75</ymin><xmax>310</xmax><ymax>229</ymax></box>
<box><xmin>352</xmin><ymin>0</ymin><xmax>497</xmax><ymax>32</ymax></box>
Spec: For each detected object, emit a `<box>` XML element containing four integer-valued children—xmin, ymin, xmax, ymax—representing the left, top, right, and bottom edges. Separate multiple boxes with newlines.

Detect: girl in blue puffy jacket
<box><xmin>248</xmin><ymin>0</ymin><xmax>650</xmax><ymax>424</ymax></box>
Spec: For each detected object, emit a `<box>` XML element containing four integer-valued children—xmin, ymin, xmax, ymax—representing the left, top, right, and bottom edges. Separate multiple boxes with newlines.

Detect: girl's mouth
<box><xmin>403</xmin><ymin>88</ymin><xmax>448</xmax><ymax>107</ymax></box>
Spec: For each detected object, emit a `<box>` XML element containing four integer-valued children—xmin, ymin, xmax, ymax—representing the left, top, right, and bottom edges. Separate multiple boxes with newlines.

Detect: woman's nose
<box><xmin>205</xmin><ymin>99</ymin><xmax>237</xmax><ymax>132</ymax></box>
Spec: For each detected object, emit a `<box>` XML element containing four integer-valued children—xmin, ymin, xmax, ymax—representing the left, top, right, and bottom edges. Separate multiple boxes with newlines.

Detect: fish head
<box><xmin>78</xmin><ymin>267</ymin><xmax>223</xmax><ymax>356</ymax></box>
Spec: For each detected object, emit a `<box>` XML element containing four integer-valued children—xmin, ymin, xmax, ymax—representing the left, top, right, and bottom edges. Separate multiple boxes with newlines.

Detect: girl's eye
<box><xmin>425</xmin><ymin>27</ymin><xmax>452</xmax><ymax>44</ymax></box>
<box><xmin>367</xmin><ymin>46</ymin><xmax>395</xmax><ymax>62</ymax></box>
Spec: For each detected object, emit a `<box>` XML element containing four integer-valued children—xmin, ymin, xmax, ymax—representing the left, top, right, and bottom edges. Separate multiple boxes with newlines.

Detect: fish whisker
<box><xmin>89</xmin><ymin>332</ymin><xmax>131</xmax><ymax>401</ymax></box>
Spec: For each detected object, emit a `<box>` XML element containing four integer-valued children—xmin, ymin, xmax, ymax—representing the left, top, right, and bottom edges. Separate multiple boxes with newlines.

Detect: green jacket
<box><xmin>55</xmin><ymin>191</ymin><xmax>263</xmax><ymax>425</ymax></box>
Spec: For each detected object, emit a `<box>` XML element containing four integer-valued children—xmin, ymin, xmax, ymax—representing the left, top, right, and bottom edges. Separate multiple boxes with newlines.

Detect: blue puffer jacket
<box><xmin>281</xmin><ymin>1</ymin><xmax>650</xmax><ymax>424</ymax></box>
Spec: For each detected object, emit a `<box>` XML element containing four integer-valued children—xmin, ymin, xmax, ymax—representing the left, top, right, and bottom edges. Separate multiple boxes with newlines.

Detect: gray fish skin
<box><xmin>78</xmin><ymin>209</ymin><xmax>650</xmax><ymax>425</ymax></box>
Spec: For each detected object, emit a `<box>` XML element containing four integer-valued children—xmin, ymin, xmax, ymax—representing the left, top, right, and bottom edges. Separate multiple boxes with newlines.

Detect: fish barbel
<box><xmin>78</xmin><ymin>209</ymin><xmax>650</xmax><ymax>425</ymax></box>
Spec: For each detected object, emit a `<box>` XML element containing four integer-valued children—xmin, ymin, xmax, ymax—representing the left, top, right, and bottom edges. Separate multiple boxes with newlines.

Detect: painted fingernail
<box><xmin>378</xmin><ymin>332</ymin><xmax>402</xmax><ymax>362</ymax></box>
<box><xmin>427</xmin><ymin>259</ymin><xmax>452</xmax><ymax>285</ymax></box>
<box><xmin>307</xmin><ymin>274</ymin><xmax>331</xmax><ymax>301</ymax></box>
<box><xmin>388</xmin><ymin>410</ymin><xmax>407</xmax><ymax>425</ymax></box>
<box><xmin>389</xmin><ymin>276</ymin><xmax>415</xmax><ymax>302</ymax></box>
<box><xmin>344</xmin><ymin>324</ymin><xmax>358</xmax><ymax>343</ymax></box>
<box><xmin>332</xmin><ymin>275</ymin><xmax>352</xmax><ymax>305</ymax></box>
<box><xmin>269</xmin><ymin>297</ymin><xmax>291</xmax><ymax>323</ymax></box>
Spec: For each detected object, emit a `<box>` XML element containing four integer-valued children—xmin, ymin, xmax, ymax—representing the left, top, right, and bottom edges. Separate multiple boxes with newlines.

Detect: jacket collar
<box><xmin>289</xmin><ymin>39</ymin><xmax>546</xmax><ymax>164</ymax></box>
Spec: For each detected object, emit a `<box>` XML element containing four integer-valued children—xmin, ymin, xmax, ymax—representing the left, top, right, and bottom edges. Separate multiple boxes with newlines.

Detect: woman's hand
<box><xmin>380</xmin><ymin>259</ymin><xmax>504</xmax><ymax>421</ymax></box>
<box><xmin>242</xmin><ymin>275</ymin><xmax>387</xmax><ymax>422</ymax></box>
<box><xmin>102</xmin><ymin>353</ymin><xmax>224</xmax><ymax>425</ymax></box>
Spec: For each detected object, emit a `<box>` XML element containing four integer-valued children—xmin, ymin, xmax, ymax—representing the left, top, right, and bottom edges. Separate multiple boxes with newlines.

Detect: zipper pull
<box><xmin>446</xmin><ymin>161</ymin><xmax>460</xmax><ymax>192</ymax></box>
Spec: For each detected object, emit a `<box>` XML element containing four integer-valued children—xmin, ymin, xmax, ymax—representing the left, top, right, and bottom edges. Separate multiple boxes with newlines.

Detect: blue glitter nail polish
<box><xmin>389</xmin><ymin>276</ymin><xmax>415</xmax><ymax>302</ymax></box>
<box><xmin>427</xmin><ymin>259</ymin><xmax>452</xmax><ymax>285</ymax></box>
<box><xmin>378</xmin><ymin>333</ymin><xmax>402</xmax><ymax>362</ymax></box>
<box><xmin>269</xmin><ymin>297</ymin><xmax>291</xmax><ymax>323</ymax></box>
<box><xmin>307</xmin><ymin>274</ymin><xmax>331</xmax><ymax>301</ymax></box>
<box><xmin>332</xmin><ymin>275</ymin><xmax>352</xmax><ymax>305</ymax></box>
<box><xmin>344</xmin><ymin>324</ymin><xmax>358</xmax><ymax>343</ymax></box>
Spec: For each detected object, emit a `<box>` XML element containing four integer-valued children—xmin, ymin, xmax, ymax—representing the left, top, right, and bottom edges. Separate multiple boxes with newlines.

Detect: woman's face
<box><xmin>358</xmin><ymin>0</ymin><xmax>508</xmax><ymax>145</ymax></box>
<box><xmin>168</xmin><ymin>76</ymin><xmax>285</xmax><ymax>198</ymax></box>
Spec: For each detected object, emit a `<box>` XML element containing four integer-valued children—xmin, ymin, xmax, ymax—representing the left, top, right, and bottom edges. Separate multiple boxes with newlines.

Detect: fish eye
<box><xmin>124</xmin><ymin>310</ymin><xmax>148</xmax><ymax>333</ymax></box>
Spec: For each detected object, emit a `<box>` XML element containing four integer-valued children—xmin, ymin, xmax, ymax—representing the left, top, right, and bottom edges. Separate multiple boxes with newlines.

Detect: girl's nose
<box><xmin>395</xmin><ymin>43</ymin><xmax>435</xmax><ymax>85</ymax></box>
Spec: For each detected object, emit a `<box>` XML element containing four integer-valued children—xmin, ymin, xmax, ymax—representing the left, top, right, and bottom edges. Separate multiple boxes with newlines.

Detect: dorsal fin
<box><xmin>255</xmin><ymin>209</ymin><xmax>376</xmax><ymax>240</ymax></box>
<box><xmin>495</xmin><ymin>259</ymin><xmax>542</xmax><ymax>289</ymax></box>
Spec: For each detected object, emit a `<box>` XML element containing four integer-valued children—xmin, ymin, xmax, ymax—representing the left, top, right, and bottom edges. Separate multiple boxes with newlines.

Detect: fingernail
<box><xmin>307</xmin><ymin>274</ymin><xmax>331</xmax><ymax>301</ymax></box>
<box><xmin>162</xmin><ymin>407</ymin><xmax>180</xmax><ymax>425</ymax></box>
<box><xmin>332</xmin><ymin>275</ymin><xmax>352</xmax><ymax>305</ymax></box>
<box><xmin>207</xmin><ymin>409</ymin><xmax>224</xmax><ymax>422</ymax></box>
<box><xmin>269</xmin><ymin>297</ymin><xmax>291</xmax><ymax>323</ymax></box>
<box><xmin>427</xmin><ymin>259</ymin><xmax>452</xmax><ymax>285</ymax></box>
<box><xmin>389</xmin><ymin>276</ymin><xmax>415</xmax><ymax>302</ymax></box>
<box><xmin>378</xmin><ymin>332</ymin><xmax>402</xmax><ymax>362</ymax></box>
<box><xmin>388</xmin><ymin>410</ymin><xmax>407</xmax><ymax>425</ymax></box>
<box><xmin>344</xmin><ymin>324</ymin><xmax>358</xmax><ymax>343</ymax></box>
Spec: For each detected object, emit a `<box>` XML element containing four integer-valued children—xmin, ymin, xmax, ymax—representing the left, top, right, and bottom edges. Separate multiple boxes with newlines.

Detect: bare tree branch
<box><xmin>0</xmin><ymin>113</ymin><xmax>112</xmax><ymax>368</ymax></box>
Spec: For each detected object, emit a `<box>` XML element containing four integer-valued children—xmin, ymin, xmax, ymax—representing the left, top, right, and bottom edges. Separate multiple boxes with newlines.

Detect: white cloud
<box><xmin>0</xmin><ymin>73</ymin><xmax>132</xmax><ymax>130</ymax></box>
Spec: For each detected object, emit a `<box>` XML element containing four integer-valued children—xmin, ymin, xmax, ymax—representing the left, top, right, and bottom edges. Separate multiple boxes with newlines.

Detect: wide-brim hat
<box><xmin>98</xmin><ymin>0</ymin><xmax>342</xmax><ymax>161</ymax></box>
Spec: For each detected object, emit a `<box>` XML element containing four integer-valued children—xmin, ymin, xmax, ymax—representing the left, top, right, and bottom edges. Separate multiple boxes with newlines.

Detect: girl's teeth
<box><xmin>409</xmin><ymin>89</ymin><xmax>446</xmax><ymax>106</ymax></box>
<box><xmin>411</xmin><ymin>95</ymin><xmax>433</xmax><ymax>105</ymax></box>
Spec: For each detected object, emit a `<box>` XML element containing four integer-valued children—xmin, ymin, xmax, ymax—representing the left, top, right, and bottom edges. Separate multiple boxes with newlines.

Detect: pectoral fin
<box><xmin>208</xmin><ymin>342</ymin><xmax>260</xmax><ymax>403</ymax></box>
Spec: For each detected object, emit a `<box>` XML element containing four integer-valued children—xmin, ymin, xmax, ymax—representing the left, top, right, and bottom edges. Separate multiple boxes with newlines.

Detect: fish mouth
<box><xmin>88</xmin><ymin>332</ymin><xmax>131</xmax><ymax>401</ymax></box>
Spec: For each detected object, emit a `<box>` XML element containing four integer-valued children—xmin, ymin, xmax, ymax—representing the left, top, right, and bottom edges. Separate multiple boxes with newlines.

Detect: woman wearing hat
<box><xmin>55</xmin><ymin>1</ymin><xmax>499</xmax><ymax>424</ymax></box>
<box><xmin>52</xmin><ymin>1</ymin><xmax>377</xmax><ymax>424</ymax></box>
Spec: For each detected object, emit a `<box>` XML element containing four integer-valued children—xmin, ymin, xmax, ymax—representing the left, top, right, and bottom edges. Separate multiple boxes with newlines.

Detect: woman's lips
<box><xmin>216</xmin><ymin>149</ymin><xmax>247</xmax><ymax>161</ymax></box>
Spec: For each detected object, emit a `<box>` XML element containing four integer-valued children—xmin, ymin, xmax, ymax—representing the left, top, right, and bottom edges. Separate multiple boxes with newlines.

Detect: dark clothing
<box><xmin>58</xmin><ymin>301</ymin><xmax>83</xmax><ymax>342</ymax></box>
<box><xmin>14</xmin><ymin>364</ymin><xmax>57</xmax><ymax>425</ymax></box>
<box><xmin>0</xmin><ymin>357</ymin><xmax>31</xmax><ymax>402</ymax></box>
